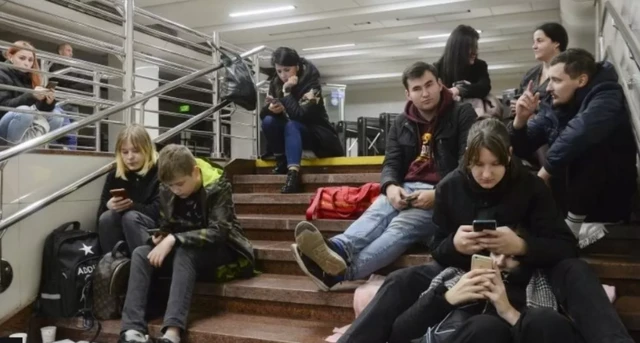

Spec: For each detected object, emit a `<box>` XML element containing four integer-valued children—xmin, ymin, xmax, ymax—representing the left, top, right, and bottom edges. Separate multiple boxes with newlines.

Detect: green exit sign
<box><xmin>179</xmin><ymin>104</ymin><xmax>190</xmax><ymax>113</ymax></box>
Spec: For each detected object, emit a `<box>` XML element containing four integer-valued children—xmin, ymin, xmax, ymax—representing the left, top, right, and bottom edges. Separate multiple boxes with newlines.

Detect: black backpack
<box><xmin>36</xmin><ymin>221</ymin><xmax>101</xmax><ymax>318</ymax></box>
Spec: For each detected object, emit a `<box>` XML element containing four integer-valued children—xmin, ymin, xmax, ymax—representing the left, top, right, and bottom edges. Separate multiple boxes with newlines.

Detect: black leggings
<box><xmin>448</xmin><ymin>308</ymin><xmax>580</xmax><ymax>343</ymax></box>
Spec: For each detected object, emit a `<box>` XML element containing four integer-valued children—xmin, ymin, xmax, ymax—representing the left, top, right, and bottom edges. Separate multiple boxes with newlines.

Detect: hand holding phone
<box><xmin>473</xmin><ymin>219</ymin><xmax>497</xmax><ymax>232</ymax></box>
<box><xmin>45</xmin><ymin>81</ymin><xmax>58</xmax><ymax>90</ymax></box>
<box><xmin>470</xmin><ymin>254</ymin><xmax>494</xmax><ymax>270</ymax></box>
<box><xmin>110</xmin><ymin>188</ymin><xmax>128</xmax><ymax>199</ymax></box>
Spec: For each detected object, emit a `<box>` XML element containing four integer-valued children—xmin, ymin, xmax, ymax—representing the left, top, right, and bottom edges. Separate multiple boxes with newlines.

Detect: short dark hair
<box><xmin>463</xmin><ymin>117</ymin><xmax>511</xmax><ymax>168</ymax></box>
<box><xmin>550</xmin><ymin>48</ymin><xmax>597</xmax><ymax>79</ymax></box>
<box><xmin>402</xmin><ymin>62</ymin><xmax>439</xmax><ymax>89</ymax></box>
<box><xmin>157</xmin><ymin>144</ymin><xmax>196</xmax><ymax>183</ymax></box>
<box><xmin>271</xmin><ymin>47</ymin><xmax>300</xmax><ymax>67</ymax></box>
<box><xmin>535</xmin><ymin>22</ymin><xmax>569</xmax><ymax>52</ymax></box>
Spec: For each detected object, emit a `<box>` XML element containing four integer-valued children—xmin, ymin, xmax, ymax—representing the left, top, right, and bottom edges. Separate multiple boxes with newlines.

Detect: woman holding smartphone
<box><xmin>97</xmin><ymin>124</ymin><xmax>160</xmax><ymax>254</ymax></box>
<box><xmin>337</xmin><ymin>118</ymin><xmax>579</xmax><ymax>343</ymax></box>
<box><xmin>0</xmin><ymin>41</ymin><xmax>67</xmax><ymax>144</ymax></box>
<box><xmin>260</xmin><ymin>47</ymin><xmax>343</xmax><ymax>193</ymax></box>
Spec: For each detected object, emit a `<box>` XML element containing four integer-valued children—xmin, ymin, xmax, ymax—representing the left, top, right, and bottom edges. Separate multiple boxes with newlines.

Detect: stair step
<box><xmin>239</xmin><ymin>215</ymin><xmax>350</xmax><ymax>241</ymax></box>
<box><xmin>234</xmin><ymin>193</ymin><xmax>314</xmax><ymax>215</ymax></box>
<box><xmin>256</xmin><ymin>157</ymin><xmax>384</xmax><ymax>175</ymax></box>
<box><xmin>54</xmin><ymin>312</ymin><xmax>341</xmax><ymax>343</ymax></box>
<box><xmin>252</xmin><ymin>240</ymin><xmax>431</xmax><ymax>276</ymax></box>
<box><xmin>234</xmin><ymin>173</ymin><xmax>380</xmax><ymax>193</ymax></box>
<box><xmin>616</xmin><ymin>296</ymin><xmax>640</xmax><ymax>331</ymax></box>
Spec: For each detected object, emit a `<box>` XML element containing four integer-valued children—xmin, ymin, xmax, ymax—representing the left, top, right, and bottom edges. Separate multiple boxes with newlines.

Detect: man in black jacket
<box><xmin>509</xmin><ymin>48</ymin><xmax>636</xmax><ymax>249</ymax></box>
<box><xmin>291</xmin><ymin>62</ymin><xmax>477</xmax><ymax>291</ymax></box>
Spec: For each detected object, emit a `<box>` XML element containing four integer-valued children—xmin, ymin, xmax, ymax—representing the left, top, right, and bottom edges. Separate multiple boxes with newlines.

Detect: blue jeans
<box><xmin>0</xmin><ymin>105</ymin><xmax>65</xmax><ymax>144</ymax></box>
<box><xmin>331</xmin><ymin>182</ymin><xmax>437</xmax><ymax>280</ymax></box>
<box><xmin>261</xmin><ymin>115</ymin><xmax>312</xmax><ymax>167</ymax></box>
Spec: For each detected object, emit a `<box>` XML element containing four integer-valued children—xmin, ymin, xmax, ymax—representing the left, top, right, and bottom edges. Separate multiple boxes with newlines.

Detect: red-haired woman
<box><xmin>0</xmin><ymin>41</ymin><xmax>66</xmax><ymax>144</ymax></box>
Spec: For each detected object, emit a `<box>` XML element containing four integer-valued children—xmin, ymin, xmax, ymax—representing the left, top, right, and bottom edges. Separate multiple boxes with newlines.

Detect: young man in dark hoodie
<box><xmin>291</xmin><ymin>61</ymin><xmax>477</xmax><ymax>291</ymax></box>
<box><xmin>510</xmin><ymin>48</ymin><xmax>636</xmax><ymax>249</ymax></box>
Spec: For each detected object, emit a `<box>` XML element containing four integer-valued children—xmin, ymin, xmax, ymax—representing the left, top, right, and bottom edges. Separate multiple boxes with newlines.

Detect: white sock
<box><xmin>163</xmin><ymin>330</ymin><xmax>181</xmax><ymax>343</ymax></box>
<box><xmin>124</xmin><ymin>330</ymin><xmax>147</xmax><ymax>343</ymax></box>
<box><xmin>566</xmin><ymin>212</ymin><xmax>586</xmax><ymax>237</ymax></box>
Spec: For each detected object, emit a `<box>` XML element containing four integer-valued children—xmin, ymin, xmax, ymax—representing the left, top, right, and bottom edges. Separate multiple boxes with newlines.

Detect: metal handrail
<box><xmin>0</xmin><ymin>45</ymin><xmax>267</xmax><ymax>164</ymax></box>
<box><xmin>0</xmin><ymin>67</ymin><xmax>267</xmax><ymax>235</ymax></box>
<box><xmin>601</xmin><ymin>1</ymin><xmax>640</xmax><ymax>67</ymax></box>
<box><xmin>606</xmin><ymin>46</ymin><xmax>640</xmax><ymax>150</ymax></box>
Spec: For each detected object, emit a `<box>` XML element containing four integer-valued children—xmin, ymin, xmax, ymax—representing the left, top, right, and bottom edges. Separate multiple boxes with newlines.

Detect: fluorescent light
<box><xmin>229</xmin><ymin>5</ymin><xmax>295</xmax><ymax>17</ymax></box>
<box><xmin>302</xmin><ymin>44</ymin><xmax>356</xmax><ymax>51</ymax></box>
<box><xmin>419</xmin><ymin>29</ymin><xmax>482</xmax><ymax>40</ymax></box>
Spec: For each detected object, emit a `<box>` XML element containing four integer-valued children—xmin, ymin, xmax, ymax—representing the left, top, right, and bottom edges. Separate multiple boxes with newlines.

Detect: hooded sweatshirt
<box><xmin>403</xmin><ymin>89</ymin><xmax>454</xmax><ymax>184</ymax></box>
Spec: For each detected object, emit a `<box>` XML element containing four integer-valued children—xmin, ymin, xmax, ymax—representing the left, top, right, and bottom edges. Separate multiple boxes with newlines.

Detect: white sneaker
<box><xmin>578</xmin><ymin>223</ymin><xmax>608</xmax><ymax>248</ymax></box>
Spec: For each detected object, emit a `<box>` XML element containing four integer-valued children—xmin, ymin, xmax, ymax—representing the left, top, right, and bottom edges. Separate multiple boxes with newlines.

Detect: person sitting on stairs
<box><xmin>118</xmin><ymin>144</ymin><xmax>255</xmax><ymax>343</ymax></box>
<box><xmin>291</xmin><ymin>61</ymin><xmax>477</xmax><ymax>291</ymax></box>
<box><xmin>337</xmin><ymin>118</ymin><xmax>633</xmax><ymax>343</ymax></box>
<box><xmin>509</xmin><ymin>48</ymin><xmax>637</xmax><ymax>248</ymax></box>
<box><xmin>260</xmin><ymin>47</ymin><xmax>343</xmax><ymax>193</ymax></box>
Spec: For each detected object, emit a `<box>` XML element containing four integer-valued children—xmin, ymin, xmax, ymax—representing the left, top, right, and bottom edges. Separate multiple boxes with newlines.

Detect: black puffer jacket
<box><xmin>0</xmin><ymin>63</ymin><xmax>54</xmax><ymax>118</ymax></box>
<box><xmin>429</xmin><ymin>158</ymin><xmax>578</xmax><ymax>270</ymax></box>
<box><xmin>97</xmin><ymin>164</ymin><xmax>160</xmax><ymax>223</ymax></box>
<box><xmin>380</xmin><ymin>99</ymin><xmax>477</xmax><ymax>194</ymax></box>
<box><xmin>260</xmin><ymin>59</ymin><xmax>343</xmax><ymax>158</ymax></box>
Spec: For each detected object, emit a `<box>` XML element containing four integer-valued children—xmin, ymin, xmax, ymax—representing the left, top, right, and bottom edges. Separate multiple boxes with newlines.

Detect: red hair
<box><xmin>5</xmin><ymin>41</ymin><xmax>41</xmax><ymax>88</ymax></box>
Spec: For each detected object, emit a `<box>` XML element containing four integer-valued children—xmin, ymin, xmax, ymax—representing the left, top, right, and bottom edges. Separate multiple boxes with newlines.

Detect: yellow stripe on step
<box><xmin>256</xmin><ymin>156</ymin><xmax>384</xmax><ymax>167</ymax></box>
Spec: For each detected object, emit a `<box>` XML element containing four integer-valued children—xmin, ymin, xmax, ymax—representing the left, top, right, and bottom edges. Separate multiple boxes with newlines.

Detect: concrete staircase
<box><xmin>40</xmin><ymin>158</ymin><xmax>640</xmax><ymax>341</ymax></box>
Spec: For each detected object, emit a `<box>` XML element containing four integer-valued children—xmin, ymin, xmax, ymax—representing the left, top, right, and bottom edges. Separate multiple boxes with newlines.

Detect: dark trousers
<box><xmin>97</xmin><ymin>210</ymin><xmax>154</xmax><ymax>254</ymax></box>
<box><xmin>120</xmin><ymin>243</ymin><xmax>233</xmax><ymax>334</ymax></box>
<box><xmin>547</xmin><ymin>259</ymin><xmax>634</xmax><ymax>343</ymax></box>
<box><xmin>448</xmin><ymin>309</ymin><xmax>577</xmax><ymax>343</ymax></box>
<box><xmin>261</xmin><ymin>115</ymin><xmax>312</xmax><ymax>167</ymax></box>
<box><xmin>337</xmin><ymin>262</ymin><xmax>445</xmax><ymax>343</ymax></box>
<box><xmin>339</xmin><ymin>259</ymin><xmax>633</xmax><ymax>343</ymax></box>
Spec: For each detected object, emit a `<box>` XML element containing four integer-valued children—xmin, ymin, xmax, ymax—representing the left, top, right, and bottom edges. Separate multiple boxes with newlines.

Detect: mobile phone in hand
<box><xmin>472</xmin><ymin>219</ymin><xmax>497</xmax><ymax>232</ymax></box>
<box><xmin>45</xmin><ymin>81</ymin><xmax>58</xmax><ymax>89</ymax></box>
<box><xmin>110</xmin><ymin>188</ymin><xmax>128</xmax><ymax>199</ymax></box>
<box><xmin>471</xmin><ymin>254</ymin><xmax>493</xmax><ymax>270</ymax></box>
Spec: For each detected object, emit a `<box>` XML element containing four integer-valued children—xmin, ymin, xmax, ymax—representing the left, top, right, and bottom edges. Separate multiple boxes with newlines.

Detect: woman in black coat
<box><xmin>435</xmin><ymin>25</ymin><xmax>491</xmax><ymax>102</ymax></box>
<box><xmin>260</xmin><ymin>47</ymin><xmax>343</xmax><ymax>193</ymax></box>
<box><xmin>387</xmin><ymin>117</ymin><xmax>579</xmax><ymax>343</ymax></box>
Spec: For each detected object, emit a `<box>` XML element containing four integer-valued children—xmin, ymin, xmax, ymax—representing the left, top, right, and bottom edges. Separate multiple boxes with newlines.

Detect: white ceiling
<box><xmin>138</xmin><ymin>0</ymin><xmax>561</xmax><ymax>89</ymax></box>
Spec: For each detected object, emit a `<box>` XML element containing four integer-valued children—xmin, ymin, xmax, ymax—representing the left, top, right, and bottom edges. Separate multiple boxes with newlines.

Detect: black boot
<box><xmin>272</xmin><ymin>155</ymin><xmax>287</xmax><ymax>174</ymax></box>
<box><xmin>281</xmin><ymin>169</ymin><xmax>301</xmax><ymax>193</ymax></box>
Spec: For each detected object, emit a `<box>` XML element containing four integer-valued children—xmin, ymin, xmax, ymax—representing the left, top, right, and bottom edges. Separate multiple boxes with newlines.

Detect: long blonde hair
<box><xmin>115</xmin><ymin>125</ymin><xmax>157</xmax><ymax>180</ymax></box>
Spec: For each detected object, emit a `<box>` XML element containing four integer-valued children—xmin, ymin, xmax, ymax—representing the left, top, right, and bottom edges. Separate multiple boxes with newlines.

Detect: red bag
<box><xmin>305</xmin><ymin>183</ymin><xmax>381</xmax><ymax>220</ymax></box>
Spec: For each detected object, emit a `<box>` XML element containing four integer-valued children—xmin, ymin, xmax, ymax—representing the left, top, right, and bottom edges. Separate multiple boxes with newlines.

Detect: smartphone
<box><xmin>404</xmin><ymin>194</ymin><xmax>418</xmax><ymax>202</ymax></box>
<box><xmin>471</xmin><ymin>254</ymin><xmax>493</xmax><ymax>270</ymax></box>
<box><xmin>473</xmin><ymin>219</ymin><xmax>497</xmax><ymax>232</ymax></box>
<box><xmin>110</xmin><ymin>188</ymin><xmax>128</xmax><ymax>199</ymax></box>
<box><xmin>45</xmin><ymin>81</ymin><xmax>58</xmax><ymax>89</ymax></box>
<box><xmin>265</xmin><ymin>97</ymin><xmax>281</xmax><ymax>105</ymax></box>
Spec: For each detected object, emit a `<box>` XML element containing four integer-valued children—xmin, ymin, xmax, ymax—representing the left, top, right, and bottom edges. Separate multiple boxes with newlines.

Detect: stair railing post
<box><xmin>211</xmin><ymin>31</ymin><xmax>223</xmax><ymax>158</ymax></box>
<box><xmin>0</xmin><ymin>160</ymin><xmax>13</xmax><ymax>293</ymax></box>
<box><xmin>252</xmin><ymin>53</ymin><xmax>261</xmax><ymax>159</ymax></box>
<box><xmin>122</xmin><ymin>0</ymin><xmax>135</xmax><ymax>124</ymax></box>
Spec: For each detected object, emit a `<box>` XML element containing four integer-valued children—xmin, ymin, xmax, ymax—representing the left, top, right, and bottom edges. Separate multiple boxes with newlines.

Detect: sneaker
<box><xmin>294</xmin><ymin>221</ymin><xmax>347</xmax><ymax>275</ymax></box>
<box><xmin>291</xmin><ymin>243</ymin><xmax>342</xmax><ymax>291</ymax></box>
<box><xmin>118</xmin><ymin>331</ymin><xmax>151</xmax><ymax>343</ymax></box>
<box><xmin>578</xmin><ymin>223</ymin><xmax>608</xmax><ymax>249</ymax></box>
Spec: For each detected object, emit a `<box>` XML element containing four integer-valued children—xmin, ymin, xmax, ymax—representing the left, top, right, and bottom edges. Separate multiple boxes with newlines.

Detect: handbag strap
<box><xmin>306</xmin><ymin>188</ymin><xmax>325</xmax><ymax>221</ymax></box>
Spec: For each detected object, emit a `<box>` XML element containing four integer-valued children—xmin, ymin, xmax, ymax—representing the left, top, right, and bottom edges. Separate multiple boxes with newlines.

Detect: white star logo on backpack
<box><xmin>79</xmin><ymin>243</ymin><xmax>94</xmax><ymax>256</ymax></box>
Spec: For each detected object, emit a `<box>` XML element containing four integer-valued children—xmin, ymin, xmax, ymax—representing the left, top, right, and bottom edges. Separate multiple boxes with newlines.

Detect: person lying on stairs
<box><xmin>291</xmin><ymin>61</ymin><xmax>477</xmax><ymax>291</ymax></box>
<box><xmin>260</xmin><ymin>47</ymin><xmax>343</xmax><ymax>193</ymax></box>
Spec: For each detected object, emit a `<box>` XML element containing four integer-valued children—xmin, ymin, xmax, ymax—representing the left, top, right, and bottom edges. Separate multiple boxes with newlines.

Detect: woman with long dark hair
<box><xmin>436</xmin><ymin>25</ymin><xmax>491</xmax><ymax>102</ymax></box>
<box><xmin>260</xmin><ymin>47</ymin><xmax>343</xmax><ymax>193</ymax></box>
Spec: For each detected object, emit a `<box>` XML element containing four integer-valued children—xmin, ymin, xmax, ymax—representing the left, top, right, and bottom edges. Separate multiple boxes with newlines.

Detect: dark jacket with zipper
<box><xmin>157</xmin><ymin>159</ymin><xmax>255</xmax><ymax>277</ymax></box>
<box><xmin>380</xmin><ymin>94</ymin><xmax>477</xmax><ymax>194</ymax></box>
<box><xmin>429</xmin><ymin>158</ymin><xmax>578</xmax><ymax>271</ymax></box>
<box><xmin>97</xmin><ymin>164</ymin><xmax>160</xmax><ymax>222</ymax></box>
<box><xmin>0</xmin><ymin>63</ymin><xmax>55</xmax><ymax>118</ymax></box>
<box><xmin>259</xmin><ymin>58</ymin><xmax>343</xmax><ymax>158</ymax></box>
<box><xmin>435</xmin><ymin>58</ymin><xmax>492</xmax><ymax>99</ymax></box>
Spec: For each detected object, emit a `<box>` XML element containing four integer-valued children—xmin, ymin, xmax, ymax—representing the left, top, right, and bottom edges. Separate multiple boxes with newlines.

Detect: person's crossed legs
<box><xmin>292</xmin><ymin>182</ymin><xmax>437</xmax><ymax>290</ymax></box>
